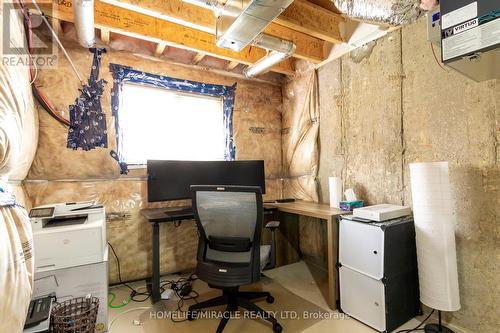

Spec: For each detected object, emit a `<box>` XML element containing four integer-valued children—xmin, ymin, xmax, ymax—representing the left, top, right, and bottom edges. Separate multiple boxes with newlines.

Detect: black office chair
<box><xmin>188</xmin><ymin>185</ymin><xmax>282</xmax><ymax>333</ymax></box>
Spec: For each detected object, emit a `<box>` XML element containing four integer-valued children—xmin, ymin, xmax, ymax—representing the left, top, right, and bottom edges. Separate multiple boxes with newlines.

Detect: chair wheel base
<box><xmin>266</xmin><ymin>295</ymin><xmax>275</xmax><ymax>304</ymax></box>
<box><xmin>273</xmin><ymin>323</ymin><xmax>283</xmax><ymax>332</ymax></box>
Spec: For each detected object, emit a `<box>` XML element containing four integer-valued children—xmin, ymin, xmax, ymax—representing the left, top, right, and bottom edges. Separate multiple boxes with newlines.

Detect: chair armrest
<box><xmin>265</xmin><ymin>221</ymin><xmax>280</xmax><ymax>229</ymax></box>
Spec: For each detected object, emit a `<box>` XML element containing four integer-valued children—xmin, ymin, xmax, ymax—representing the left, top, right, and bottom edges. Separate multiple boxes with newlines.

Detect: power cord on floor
<box><xmin>108</xmin><ymin>242</ymin><xmax>198</xmax><ymax>308</ymax></box>
<box><xmin>396</xmin><ymin>309</ymin><xmax>435</xmax><ymax>333</ymax></box>
<box><xmin>159</xmin><ymin>273</ymin><xmax>200</xmax><ymax>323</ymax></box>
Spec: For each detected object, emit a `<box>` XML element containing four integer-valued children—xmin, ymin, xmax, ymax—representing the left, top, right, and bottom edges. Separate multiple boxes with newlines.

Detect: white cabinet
<box><xmin>339</xmin><ymin>220</ymin><xmax>384</xmax><ymax>279</ymax></box>
<box><xmin>338</xmin><ymin>216</ymin><xmax>420</xmax><ymax>333</ymax></box>
<box><xmin>340</xmin><ymin>266</ymin><xmax>386</xmax><ymax>332</ymax></box>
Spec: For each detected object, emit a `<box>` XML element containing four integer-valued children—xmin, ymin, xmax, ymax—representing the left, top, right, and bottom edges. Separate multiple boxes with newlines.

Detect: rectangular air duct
<box><xmin>216</xmin><ymin>0</ymin><xmax>294</xmax><ymax>52</ymax></box>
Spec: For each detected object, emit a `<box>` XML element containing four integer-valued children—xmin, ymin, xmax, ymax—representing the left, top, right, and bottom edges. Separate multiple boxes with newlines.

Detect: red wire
<box><xmin>17</xmin><ymin>0</ymin><xmax>71</xmax><ymax>126</ymax></box>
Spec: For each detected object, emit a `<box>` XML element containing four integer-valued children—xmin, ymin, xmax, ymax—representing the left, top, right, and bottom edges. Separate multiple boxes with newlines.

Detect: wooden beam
<box><xmin>225</xmin><ymin>61</ymin><xmax>239</xmax><ymax>71</ymax></box>
<box><xmin>51</xmin><ymin>18</ymin><xmax>61</xmax><ymax>36</ymax></box>
<box><xmin>275</xmin><ymin>0</ymin><xmax>344</xmax><ymax>44</ymax></box>
<box><xmin>192</xmin><ymin>52</ymin><xmax>205</xmax><ymax>64</ymax></box>
<box><xmin>154</xmin><ymin>41</ymin><xmax>167</xmax><ymax>57</ymax></box>
<box><xmin>101</xmin><ymin>0</ymin><xmax>329</xmax><ymax>63</ymax></box>
<box><xmin>100</xmin><ymin>28</ymin><xmax>110</xmax><ymax>44</ymax></box>
<box><xmin>41</xmin><ymin>0</ymin><xmax>294</xmax><ymax>75</ymax></box>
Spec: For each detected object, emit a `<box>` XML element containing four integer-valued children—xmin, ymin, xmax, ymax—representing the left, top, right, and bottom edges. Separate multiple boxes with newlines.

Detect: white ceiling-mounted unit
<box><xmin>216</xmin><ymin>0</ymin><xmax>294</xmax><ymax>52</ymax></box>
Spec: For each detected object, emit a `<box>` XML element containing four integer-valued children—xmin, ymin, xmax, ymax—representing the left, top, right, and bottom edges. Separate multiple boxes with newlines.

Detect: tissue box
<box><xmin>339</xmin><ymin>200</ymin><xmax>364</xmax><ymax>211</ymax></box>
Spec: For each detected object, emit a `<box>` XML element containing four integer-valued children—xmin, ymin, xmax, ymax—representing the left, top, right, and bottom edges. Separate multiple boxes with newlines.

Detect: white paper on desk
<box><xmin>329</xmin><ymin>177</ymin><xmax>342</xmax><ymax>208</ymax></box>
<box><xmin>410</xmin><ymin>161</ymin><xmax>460</xmax><ymax>311</ymax></box>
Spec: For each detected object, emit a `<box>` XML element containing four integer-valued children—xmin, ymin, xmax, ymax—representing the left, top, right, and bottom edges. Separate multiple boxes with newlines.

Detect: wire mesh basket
<box><xmin>50</xmin><ymin>296</ymin><xmax>99</xmax><ymax>333</ymax></box>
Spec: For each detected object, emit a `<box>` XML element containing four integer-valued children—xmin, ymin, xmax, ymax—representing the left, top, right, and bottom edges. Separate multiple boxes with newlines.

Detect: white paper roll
<box><xmin>329</xmin><ymin>177</ymin><xmax>342</xmax><ymax>208</ymax></box>
<box><xmin>409</xmin><ymin>162</ymin><xmax>461</xmax><ymax>311</ymax></box>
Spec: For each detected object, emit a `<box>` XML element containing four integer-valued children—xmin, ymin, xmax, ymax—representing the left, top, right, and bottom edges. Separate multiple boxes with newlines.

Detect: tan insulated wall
<box><xmin>0</xmin><ymin>2</ymin><xmax>37</xmax><ymax>332</ymax></box>
<box><xmin>25</xmin><ymin>40</ymin><xmax>284</xmax><ymax>283</ymax></box>
<box><xmin>317</xmin><ymin>20</ymin><xmax>499</xmax><ymax>333</ymax></box>
<box><xmin>281</xmin><ymin>61</ymin><xmax>319</xmax><ymax>202</ymax></box>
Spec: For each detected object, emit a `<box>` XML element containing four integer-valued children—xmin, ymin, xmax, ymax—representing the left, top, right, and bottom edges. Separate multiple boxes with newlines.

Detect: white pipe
<box><xmin>73</xmin><ymin>0</ymin><xmax>96</xmax><ymax>48</ymax></box>
<box><xmin>244</xmin><ymin>34</ymin><xmax>296</xmax><ymax>77</ymax></box>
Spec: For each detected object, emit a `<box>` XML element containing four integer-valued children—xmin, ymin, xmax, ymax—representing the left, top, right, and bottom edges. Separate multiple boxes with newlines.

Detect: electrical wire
<box><xmin>107</xmin><ymin>242</ymin><xmax>138</xmax><ymax>294</ymax></box>
<box><xmin>108</xmin><ymin>241</ymin><xmax>199</xmax><ymax>306</ymax></box>
<box><xmin>17</xmin><ymin>0</ymin><xmax>71</xmax><ymax>126</ymax></box>
<box><xmin>430</xmin><ymin>43</ymin><xmax>448</xmax><ymax>72</ymax></box>
<box><xmin>108</xmin><ymin>291</ymin><xmax>131</xmax><ymax>309</ymax></box>
<box><xmin>396</xmin><ymin>309</ymin><xmax>435</xmax><ymax>333</ymax></box>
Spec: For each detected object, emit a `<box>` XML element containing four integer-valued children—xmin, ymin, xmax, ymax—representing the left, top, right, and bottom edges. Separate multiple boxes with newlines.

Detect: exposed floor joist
<box><xmin>276</xmin><ymin>0</ymin><xmax>344</xmax><ymax>44</ymax></box>
<box><xmin>36</xmin><ymin>0</ymin><xmax>294</xmax><ymax>75</ymax></box>
<box><xmin>101</xmin><ymin>0</ymin><xmax>331</xmax><ymax>64</ymax></box>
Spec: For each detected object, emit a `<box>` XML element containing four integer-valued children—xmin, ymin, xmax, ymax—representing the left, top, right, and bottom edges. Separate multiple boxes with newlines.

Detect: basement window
<box><xmin>118</xmin><ymin>83</ymin><xmax>226</xmax><ymax>165</ymax></box>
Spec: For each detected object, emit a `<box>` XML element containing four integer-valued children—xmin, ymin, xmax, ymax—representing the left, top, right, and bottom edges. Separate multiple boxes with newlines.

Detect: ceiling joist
<box><xmin>101</xmin><ymin>0</ymin><xmax>331</xmax><ymax>64</ymax></box>
<box><xmin>37</xmin><ymin>0</ymin><xmax>295</xmax><ymax>75</ymax></box>
<box><xmin>276</xmin><ymin>0</ymin><xmax>344</xmax><ymax>44</ymax></box>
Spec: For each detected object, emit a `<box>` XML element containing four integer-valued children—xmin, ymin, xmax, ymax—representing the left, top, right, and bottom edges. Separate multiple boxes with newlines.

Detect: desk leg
<box><xmin>326</xmin><ymin>217</ymin><xmax>338</xmax><ymax>310</ymax></box>
<box><xmin>152</xmin><ymin>222</ymin><xmax>161</xmax><ymax>303</ymax></box>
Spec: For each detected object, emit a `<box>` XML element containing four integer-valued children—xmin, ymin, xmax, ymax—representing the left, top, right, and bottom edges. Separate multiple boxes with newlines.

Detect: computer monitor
<box><xmin>147</xmin><ymin>160</ymin><xmax>265</xmax><ymax>202</ymax></box>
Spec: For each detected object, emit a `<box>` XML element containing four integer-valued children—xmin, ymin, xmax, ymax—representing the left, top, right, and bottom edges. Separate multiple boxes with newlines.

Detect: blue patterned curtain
<box><xmin>109</xmin><ymin>63</ymin><xmax>236</xmax><ymax>174</ymax></box>
<box><xmin>67</xmin><ymin>48</ymin><xmax>108</xmax><ymax>150</ymax></box>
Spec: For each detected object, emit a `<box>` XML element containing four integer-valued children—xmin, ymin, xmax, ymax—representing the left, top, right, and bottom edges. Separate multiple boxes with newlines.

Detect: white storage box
<box><xmin>353</xmin><ymin>204</ymin><xmax>411</xmax><ymax>222</ymax></box>
<box><xmin>33</xmin><ymin>250</ymin><xmax>109</xmax><ymax>332</ymax></box>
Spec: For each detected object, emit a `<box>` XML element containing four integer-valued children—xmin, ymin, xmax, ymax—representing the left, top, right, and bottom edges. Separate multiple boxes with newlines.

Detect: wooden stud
<box><xmin>154</xmin><ymin>41</ymin><xmax>167</xmax><ymax>57</ymax></box>
<box><xmin>100</xmin><ymin>28</ymin><xmax>110</xmax><ymax>44</ymax></box>
<box><xmin>192</xmin><ymin>52</ymin><xmax>205</xmax><ymax>64</ymax></box>
<box><xmin>100</xmin><ymin>0</ymin><xmax>330</xmax><ymax>63</ymax></box>
<box><xmin>37</xmin><ymin>0</ymin><xmax>294</xmax><ymax>75</ymax></box>
<box><xmin>52</xmin><ymin>18</ymin><xmax>61</xmax><ymax>36</ymax></box>
<box><xmin>225</xmin><ymin>61</ymin><xmax>239</xmax><ymax>71</ymax></box>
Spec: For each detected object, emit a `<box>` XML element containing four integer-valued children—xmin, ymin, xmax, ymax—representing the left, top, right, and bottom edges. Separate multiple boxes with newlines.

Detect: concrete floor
<box><xmin>107</xmin><ymin>261</ymin><xmax>424</xmax><ymax>333</ymax></box>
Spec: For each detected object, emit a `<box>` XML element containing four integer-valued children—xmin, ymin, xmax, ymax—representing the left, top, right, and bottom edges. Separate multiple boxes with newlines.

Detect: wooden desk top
<box><xmin>264</xmin><ymin>200</ymin><xmax>345</xmax><ymax>220</ymax></box>
<box><xmin>141</xmin><ymin>206</ymin><xmax>194</xmax><ymax>223</ymax></box>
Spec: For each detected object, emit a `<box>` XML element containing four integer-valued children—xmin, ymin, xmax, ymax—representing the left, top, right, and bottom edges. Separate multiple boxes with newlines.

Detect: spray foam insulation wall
<box><xmin>317</xmin><ymin>19</ymin><xmax>499</xmax><ymax>333</ymax></box>
<box><xmin>25</xmin><ymin>40</ymin><xmax>284</xmax><ymax>283</ymax></box>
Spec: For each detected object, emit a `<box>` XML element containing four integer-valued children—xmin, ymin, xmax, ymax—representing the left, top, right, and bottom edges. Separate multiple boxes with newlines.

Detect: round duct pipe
<box><xmin>73</xmin><ymin>0</ymin><xmax>96</xmax><ymax>48</ymax></box>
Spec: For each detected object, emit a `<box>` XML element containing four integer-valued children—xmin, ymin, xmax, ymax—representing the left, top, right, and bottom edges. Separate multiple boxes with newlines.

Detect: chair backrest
<box><xmin>191</xmin><ymin>185</ymin><xmax>263</xmax><ymax>267</ymax></box>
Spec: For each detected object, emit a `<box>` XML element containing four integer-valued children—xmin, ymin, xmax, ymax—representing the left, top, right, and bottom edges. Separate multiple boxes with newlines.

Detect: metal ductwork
<box><xmin>73</xmin><ymin>0</ymin><xmax>96</xmax><ymax>48</ymax></box>
<box><xmin>185</xmin><ymin>0</ymin><xmax>297</xmax><ymax>77</ymax></box>
<box><xmin>215</xmin><ymin>0</ymin><xmax>294</xmax><ymax>52</ymax></box>
<box><xmin>244</xmin><ymin>33</ymin><xmax>295</xmax><ymax>77</ymax></box>
<box><xmin>332</xmin><ymin>0</ymin><xmax>425</xmax><ymax>26</ymax></box>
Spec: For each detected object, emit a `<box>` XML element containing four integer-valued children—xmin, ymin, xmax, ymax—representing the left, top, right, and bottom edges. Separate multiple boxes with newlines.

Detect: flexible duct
<box><xmin>73</xmin><ymin>0</ymin><xmax>96</xmax><ymax>48</ymax></box>
<box><xmin>332</xmin><ymin>0</ymin><xmax>425</xmax><ymax>26</ymax></box>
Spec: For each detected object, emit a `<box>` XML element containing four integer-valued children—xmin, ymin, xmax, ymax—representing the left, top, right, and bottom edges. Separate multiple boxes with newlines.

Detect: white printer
<box><xmin>29</xmin><ymin>202</ymin><xmax>109</xmax><ymax>332</ymax></box>
<box><xmin>30</xmin><ymin>201</ymin><xmax>107</xmax><ymax>272</ymax></box>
